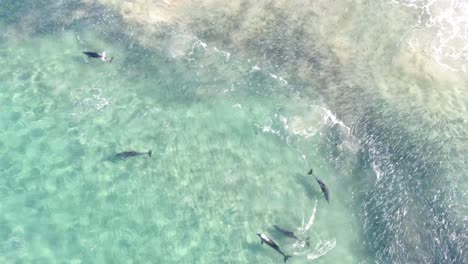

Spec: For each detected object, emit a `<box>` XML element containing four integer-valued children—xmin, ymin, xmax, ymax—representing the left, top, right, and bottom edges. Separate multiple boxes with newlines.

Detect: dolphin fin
<box><xmin>148</xmin><ymin>150</ymin><xmax>152</xmax><ymax>157</ymax></box>
<box><xmin>284</xmin><ymin>255</ymin><xmax>292</xmax><ymax>263</ymax></box>
<box><xmin>260</xmin><ymin>240</ymin><xmax>263</xmax><ymax>245</ymax></box>
<box><xmin>307</xmin><ymin>169</ymin><xmax>313</xmax><ymax>175</ymax></box>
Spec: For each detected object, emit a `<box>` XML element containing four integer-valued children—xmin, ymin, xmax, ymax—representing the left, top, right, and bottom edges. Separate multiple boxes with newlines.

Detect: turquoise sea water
<box><xmin>0</xmin><ymin>1</ymin><xmax>467</xmax><ymax>263</ymax></box>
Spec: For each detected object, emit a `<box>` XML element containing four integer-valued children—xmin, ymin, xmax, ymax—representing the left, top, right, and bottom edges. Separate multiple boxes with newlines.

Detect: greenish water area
<box><xmin>0</xmin><ymin>0</ymin><xmax>467</xmax><ymax>263</ymax></box>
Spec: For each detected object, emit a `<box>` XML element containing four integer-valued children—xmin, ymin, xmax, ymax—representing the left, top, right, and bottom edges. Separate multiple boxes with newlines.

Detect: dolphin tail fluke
<box><xmin>284</xmin><ymin>255</ymin><xmax>292</xmax><ymax>263</ymax></box>
<box><xmin>148</xmin><ymin>150</ymin><xmax>152</xmax><ymax>157</ymax></box>
<box><xmin>307</xmin><ymin>169</ymin><xmax>313</xmax><ymax>175</ymax></box>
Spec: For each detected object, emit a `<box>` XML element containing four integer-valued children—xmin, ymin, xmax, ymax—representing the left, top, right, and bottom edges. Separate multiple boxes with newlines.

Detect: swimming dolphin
<box><xmin>113</xmin><ymin>150</ymin><xmax>152</xmax><ymax>159</ymax></box>
<box><xmin>315</xmin><ymin>177</ymin><xmax>329</xmax><ymax>203</ymax></box>
<box><xmin>256</xmin><ymin>233</ymin><xmax>292</xmax><ymax>263</ymax></box>
<box><xmin>83</xmin><ymin>51</ymin><xmax>113</xmax><ymax>63</ymax></box>
<box><xmin>273</xmin><ymin>224</ymin><xmax>310</xmax><ymax>247</ymax></box>
<box><xmin>307</xmin><ymin>169</ymin><xmax>313</xmax><ymax>175</ymax></box>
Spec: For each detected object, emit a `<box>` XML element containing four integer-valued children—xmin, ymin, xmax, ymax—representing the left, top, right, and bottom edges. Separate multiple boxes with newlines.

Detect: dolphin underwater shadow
<box><xmin>295</xmin><ymin>173</ymin><xmax>321</xmax><ymax>200</ymax></box>
<box><xmin>273</xmin><ymin>224</ymin><xmax>310</xmax><ymax>247</ymax></box>
<box><xmin>105</xmin><ymin>150</ymin><xmax>152</xmax><ymax>162</ymax></box>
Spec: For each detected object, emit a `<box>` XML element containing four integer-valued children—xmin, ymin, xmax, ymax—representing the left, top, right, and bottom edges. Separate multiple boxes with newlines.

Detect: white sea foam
<box><xmin>306</xmin><ymin>239</ymin><xmax>337</xmax><ymax>260</ymax></box>
<box><xmin>187</xmin><ymin>37</ymin><xmax>208</xmax><ymax>57</ymax></box>
<box><xmin>298</xmin><ymin>200</ymin><xmax>318</xmax><ymax>233</ymax></box>
<box><xmin>321</xmin><ymin>107</ymin><xmax>351</xmax><ymax>134</ymax></box>
<box><xmin>251</xmin><ymin>65</ymin><xmax>261</xmax><ymax>72</ymax></box>
<box><xmin>71</xmin><ymin>87</ymin><xmax>111</xmax><ymax>118</ymax></box>
<box><xmin>372</xmin><ymin>161</ymin><xmax>385</xmax><ymax>181</ymax></box>
<box><xmin>268</xmin><ymin>72</ymin><xmax>288</xmax><ymax>85</ymax></box>
<box><xmin>392</xmin><ymin>0</ymin><xmax>468</xmax><ymax>72</ymax></box>
<box><xmin>254</xmin><ymin>114</ymin><xmax>283</xmax><ymax>138</ymax></box>
<box><xmin>213</xmin><ymin>47</ymin><xmax>231</xmax><ymax>61</ymax></box>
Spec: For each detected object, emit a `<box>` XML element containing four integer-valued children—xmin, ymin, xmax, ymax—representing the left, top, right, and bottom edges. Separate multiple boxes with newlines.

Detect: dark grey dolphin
<box><xmin>273</xmin><ymin>224</ymin><xmax>310</xmax><ymax>247</ymax></box>
<box><xmin>83</xmin><ymin>51</ymin><xmax>113</xmax><ymax>63</ymax></box>
<box><xmin>307</xmin><ymin>169</ymin><xmax>313</xmax><ymax>175</ymax></box>
<box><xmin>256</xmin><ymin>233</ymin><xmax>292</xmax><ymax>263</ymax></box>
<box><xmin>315</xmin><ymin>177</ymin><xmax>329</xmax><ymax>203</ymax></box>
<box><xmin>114</xmin><ymin>150</ymin><xmax>152</xmax><ymax>159</ymax></box>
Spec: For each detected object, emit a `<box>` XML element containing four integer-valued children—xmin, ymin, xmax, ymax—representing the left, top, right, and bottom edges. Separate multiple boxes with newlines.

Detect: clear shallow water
<box><xmin>0</xmin><ymin>0</ymin><xmax>467</xmax><ymax>263</ymax></box>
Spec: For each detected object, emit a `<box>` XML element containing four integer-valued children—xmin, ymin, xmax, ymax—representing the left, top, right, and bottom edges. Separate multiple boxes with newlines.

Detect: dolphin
<box><xmin>113</xmin><ymin>150</ymin><xmax>152</xmax><ymax>159</ymax></box>
<box><xmin>315</xmin><ymin>177</ymin><xmax>329</xmax><ymax>203</ymax></box>
<box><xmin>273</xmin><ymin>224</ymin><xmax>310</xmax><ymax>247</ymax></box>
<box><xmin>83</xmin><ymin>51</ymin><xmax>113</xmax><ymax>63</ymax></box>
<box><xmin>307</xmin><ymin>169</ymin><xmax>313</xmax><ymax>175</ymax></box>
<box><xmin>256</xmin><ymin>233</ymin><xmax>292</xmax><ymax>263</ymax></box>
